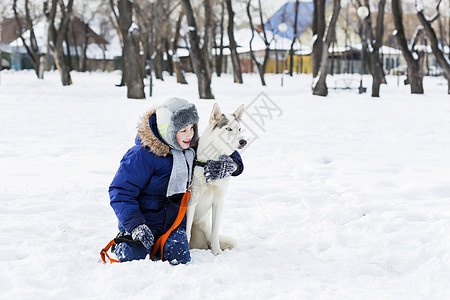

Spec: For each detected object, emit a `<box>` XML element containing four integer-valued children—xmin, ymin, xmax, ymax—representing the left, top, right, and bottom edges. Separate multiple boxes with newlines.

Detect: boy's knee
<box><xmin>163</xmin><ymin>228</ymin><xmax>191</xmax><ymax>265</ymax></box>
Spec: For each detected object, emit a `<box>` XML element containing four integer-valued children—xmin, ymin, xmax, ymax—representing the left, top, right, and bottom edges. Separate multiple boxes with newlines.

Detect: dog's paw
<box><xmin>210</xmin><ymin>242</ymin><xmax>223</xmax><ymax>255</ymax></box>
<box><xmin>211</xmin><ymin>247</ymin><xmax>223</xmax><ymax>256</ymax></box>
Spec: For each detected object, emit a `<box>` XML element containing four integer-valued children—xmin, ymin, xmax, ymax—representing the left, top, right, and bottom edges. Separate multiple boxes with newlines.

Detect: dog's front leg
<box><xmin>185</xmin><ymin>202</ymin><xmax>196</xmax><ymax>243</ymax></box>
<box><xmin>210</xmin><ymin>198</ymin><xmax>224</xmax><ymax>255</ymax></box>
<box><xmin>186</xmin><ymin>204</ymin><xmax>195</xmax><ymax>242</ymax></box>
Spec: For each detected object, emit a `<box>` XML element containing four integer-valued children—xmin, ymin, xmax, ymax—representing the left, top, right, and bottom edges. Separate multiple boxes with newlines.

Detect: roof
<box><xmin>264</xmin><ymin>0</ymin><xmax>330</xmax><ymax>39</ymax></box>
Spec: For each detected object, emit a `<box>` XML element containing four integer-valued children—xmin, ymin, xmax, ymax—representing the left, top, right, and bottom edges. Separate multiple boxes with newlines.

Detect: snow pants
<box><xmin>114</xmin><ymin>227</ymin><xmax>191</xmax><ymax>265</ymax></box>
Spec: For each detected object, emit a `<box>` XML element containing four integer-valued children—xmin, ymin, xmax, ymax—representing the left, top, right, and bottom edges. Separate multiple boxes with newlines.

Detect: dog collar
<box><xmin>194</xmin><ymin>159</ymin><xmax>207</xmax><ymax>167</ymax></box>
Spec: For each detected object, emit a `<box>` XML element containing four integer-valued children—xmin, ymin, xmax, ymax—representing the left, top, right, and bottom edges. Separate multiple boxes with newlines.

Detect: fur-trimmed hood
<box><xmin>137</xmin><ymin>109</ymin><xmax>171</xmax><ymax>157</ymax></box>
<box><xmin>136</xmin><ymin>109</ymin><xmax>198</xmax><ymax>157</ymax></box>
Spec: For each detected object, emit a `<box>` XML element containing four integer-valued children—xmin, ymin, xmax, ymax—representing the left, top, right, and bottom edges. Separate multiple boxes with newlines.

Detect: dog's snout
<box><xmin>239</xmin><ymin>139</ymin><xmax>247</xmax><ymax>148</ymax></box>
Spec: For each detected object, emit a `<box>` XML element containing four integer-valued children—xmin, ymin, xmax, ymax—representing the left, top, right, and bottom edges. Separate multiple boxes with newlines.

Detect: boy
<box><xmin>109</xmin><ymin>98</ymin><xmax>243</xmax><ymax>264</ymax></box>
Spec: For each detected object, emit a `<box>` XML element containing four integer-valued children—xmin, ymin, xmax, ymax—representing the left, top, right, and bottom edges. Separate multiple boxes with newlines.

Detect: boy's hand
<box><xmin>131</xmin><ymin>224</ymin><xmax>154</xmax><ymax>249</ymax></box>
<box><xmin>204</xmin><ymin>155</ymin><xmax>237</xmax><ymax>183</ymax></box>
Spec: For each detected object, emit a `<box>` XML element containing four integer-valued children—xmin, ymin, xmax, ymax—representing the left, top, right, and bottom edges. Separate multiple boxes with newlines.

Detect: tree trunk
<box><xmin>216</xmin><ymin>0</ymin><xmax>225</xmax><ymax>77</ymax></box>
<box><xmin>154</xmin><ymin>43</ymin><xmax>164</xmax><ymax>81</ymax></box>
<box><xmin>172</xmin><ymin>11</ymin><xmax>188</xmax><ymax>84</ymax></box>
<box><xmin>360</xmin><ymin>0</ymin><xmax>386</xmax><ymax>97</ymax></box>
<box><xmin>226</xmin><ymin>0</ymin><xmax>243</xmax><ymax>83</ymax></box>
<box><xmin>13</xmin><ymin>0</ymin><xmax>42</xmax><ymax>79</ymax></box>
<box><xmin>202</xmin><ymin>0</ymin><xmax>214</xmax><ymax>81</ymax></box>
<box><xmin>312</xmin><ymin>0</ymin><xmax>341</xmax><ymax>96</ymax></box>
<box><xmin>118</xmin><ymin>0</ymin><xmax>145</xmax><ymax>99</ymax></box>
<box><xmin>46</xmin><ymin>0</ymin><xmax>74</xmax><ymax>86</ymax></box>
<box><xmin>164</xmin><ymin>38</ymin><xmax>174</xmax><ymax>76</ymax></box>
<box><xmin>70</xmin><ymin>21</ymin><xmax>80</xmax><ymax>71</ymax></box>
<box><xmin>368</xmin><ymin>50</ymin><xmax>384</xmax><ymax>97</ymax></box>
<box><xmin>109</xmin><ymin>0</ymin><xmax>125</xmax><ymax>86</ymax></box>
<box><xmin>312</xmin><ymin>0</ymin><xmax>325</xmax><ymax>78</ymax></box>
<box><xmin>289</xmin><ymin>0</ymin><xmax>299</xmax><ymax>76</ymax></box>
<box><xmin>416</xmin><ymin>2</ymin><xmax>450</xmax><ymax>94</ymax></box>
<box><xmin>153</xmin><ymin>1</ymin><xmax>165</xmax><ymax>81</ymax></box>
<box><xmin>247</xmin><ymin>0</ymin><xmax>265</xmax><ymax>85</ymax></box>
<box><xmin>65</xmin><ymin>34</ymin><xmax>73</xmax><ymax>71</ymax></box>
<box><xmin>392</xmin><ymin>0</ymin><xmax>424</xmax><ymax>94</ymax></box>
<box><xmin>372</xmin><ymin>0</ymin><xmax>387</xmax><ymax>97</ymax></box>
<box><xmin>180</xmin><ymin>0</ymin><xmax>214</xmax><ymax>99</ymax></box>
<box><xmin>258</xmin><ymin>0</ymin><xmax>270</xmax><ymax>78</ymax></box>
<box><xmin>80</xmin><ymin>21</ymin><xmax>89</xmax><ymax>72</ymax></box>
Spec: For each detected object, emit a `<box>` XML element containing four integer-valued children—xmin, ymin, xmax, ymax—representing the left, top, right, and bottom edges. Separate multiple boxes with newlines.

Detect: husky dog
<box><xmin>186</xmin><ymin>103</ymin><xmax>246</xmax><ymax>255</ymax></box>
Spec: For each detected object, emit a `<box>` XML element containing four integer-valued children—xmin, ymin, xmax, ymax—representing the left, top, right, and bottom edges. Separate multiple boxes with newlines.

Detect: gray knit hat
<box><xmin>156</xmin><ymin>97</ymin><xmax>199</xmax><ymax>151</ymax></box>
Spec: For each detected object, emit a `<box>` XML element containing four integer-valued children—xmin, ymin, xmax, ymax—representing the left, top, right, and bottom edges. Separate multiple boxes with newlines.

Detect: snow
<box><xmin>380</xmin><ymin>45</ymin><xmax>403</xmax><ymax>55</ymax></box>
<box><xmin>367</xmin><ymin>42</ymin><xmax>373</xmax><ymax>53</ymax></box>
<box><xmin>1</xmin><ymin>70</ymin><xmax>450</xmax><ymax>299</ymax></box>
<box><xmin>128</xmin><ymin>22</ymin><xmax>139</xmax><ymax>34</ymax></box>
<box><xmin>312</xmin><ymin>33</ymin><xmax>318</xmax><ymax>45</ymax></box>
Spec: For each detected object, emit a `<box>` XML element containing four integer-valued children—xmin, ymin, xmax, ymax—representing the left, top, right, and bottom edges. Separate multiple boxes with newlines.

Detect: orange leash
<box><xmin>100</xmin><ymin>239</ymin><xmax>119</xmax><ymax>264</ymax></box>
<box><xmin>150</xmin><ymin>191</ymin><xmax>190</xmax><ymax>260</ymax></box>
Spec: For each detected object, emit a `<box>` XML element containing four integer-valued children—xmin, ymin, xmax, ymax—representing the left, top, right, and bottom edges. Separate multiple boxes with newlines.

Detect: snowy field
<box><xmin>1</xmin><ymin>70</ymin><xmax>450</xmax><ymax>299</ymax></box>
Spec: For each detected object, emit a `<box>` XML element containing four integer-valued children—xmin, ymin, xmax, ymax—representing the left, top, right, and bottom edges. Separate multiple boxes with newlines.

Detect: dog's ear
<box><xmin>233</xmin><ymin>104</ymin><xmax>245</xmax><ymax>121</ymax></box>
<box><xmin>210</xmin><ymin>103</ymin><xmax>222</xmax><ymax>123</ymax></box>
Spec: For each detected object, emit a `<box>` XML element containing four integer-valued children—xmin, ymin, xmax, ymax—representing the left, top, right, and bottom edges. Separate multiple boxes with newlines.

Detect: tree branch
<box><xmin>411</xmin><ymin>25</ymin><xmax>424</xmax><ymax>50</ymax></box>
<box><xmin>324</xmin><ymin>0</ymin><xmax>341</xmax><ymax>44</ymax></box>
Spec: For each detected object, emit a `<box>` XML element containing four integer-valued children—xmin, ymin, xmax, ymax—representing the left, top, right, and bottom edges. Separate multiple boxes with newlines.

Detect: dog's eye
<box><xmin>239</xmin><ymin>128</ymin><xmax>241</xmax><ymax>131</ymax></box>
<box><xmin>226</xmin><ymin>127</ymin><xmax>232</xmax><ymax>131</ymax></box>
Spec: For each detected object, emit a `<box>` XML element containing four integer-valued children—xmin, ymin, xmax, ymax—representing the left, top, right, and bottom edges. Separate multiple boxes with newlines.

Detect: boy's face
<box><xmin>176</xmin><ymin>124</ymin><xmax>195</xmax><ymax>149</ymax></box>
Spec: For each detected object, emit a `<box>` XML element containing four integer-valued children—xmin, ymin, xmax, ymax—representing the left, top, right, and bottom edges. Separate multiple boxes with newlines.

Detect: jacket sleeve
<box><xmin>109</xmin><ymin>149</ymin><xmax>153</xmax><ymax>233</ymax></box>
<box><xmin>230</xmin><ymin>150</ymin><xmax>244</xmax><ymax>177</ymax></box>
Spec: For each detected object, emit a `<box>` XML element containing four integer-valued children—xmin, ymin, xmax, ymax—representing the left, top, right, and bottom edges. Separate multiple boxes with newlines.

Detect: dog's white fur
<box><xmin>186</xmin><ymin>103</ymin><xmax>245</xmax><ymax>255</ymax></box>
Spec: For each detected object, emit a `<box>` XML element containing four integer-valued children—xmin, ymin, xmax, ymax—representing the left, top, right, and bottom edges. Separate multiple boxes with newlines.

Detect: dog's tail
<box><xmin>219</xmin><ymin>234</ymin><xmax>237</xmax><ymax>251</ymax></box>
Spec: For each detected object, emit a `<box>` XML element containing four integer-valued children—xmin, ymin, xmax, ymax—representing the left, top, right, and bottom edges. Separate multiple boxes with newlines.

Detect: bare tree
<box><xmin>246</xmin><ymin>0</ymin><xmax>264</xmax><ymax>85</ymax></box>
<box><xmin>180</xmin><ymin>0</ymin><xmax>214</xmax><ymax>99</ymax></box>
<box><xmin>257</xmin><ymin>0</ymin><xmax>272</xmax><ymax>75</ymax></box>
<box><xmin>416</xmin><ymin>0</ymin><xmax>450</xmax><ymax>94</ymax></box>
<box><xmin>392</xmin><ymin>0</ymin><xmax>424</xmax><ymax>94</ymax></box>
<box><xmin>72</xmin><ymin>0</ymin><xmax>107</xmax><ymax>72</ymax></box>
<box><xmin>312</xmin><ymin>0</ymin><xmax>341</xmax><ymax>96</ymax></box>
<box><xmin>225</xmin><ymin>0</ymin><xmax>243</xmax><ymax>83</ymax></box>
<box><xmin>159</xmin><ymin>1</ymin><xmax>179</xmax><ymax>77</ymax></box>
<box><xmin>134</xmin><ymin>1</ymin><xmax>157</xmax><ymax>81</ymax></box>
<box><xmin>152</xmin><ymin>1</ymin><xmax>165</xmax><ymax>81</ymax></box>
<box><xmin>45</xmin><ymin>0</ymin><xmax>74</xmax><ymax>86</ymax></box>
<box><xmin>202</xmin><ymin>0</ymin><xmax>214</xmax><ymax>81</ymax></box>
<box><xmin>357</xmin><ymin>0</ymin><xmax>387</xmax><ymax>97</ymax></box>
<box><xmin>13</xmin><ymin>0</ymin><xmax>44</xmax><ymax>79</ymax></box>
<box><xmin>117</xmin><ymin>0</ymin><xmax>145</xmax><ymax>98</ymax></box>
<box><xmin>215</xmin><ymin>0</ymin><xmax>225</xmax><ymax>77</ymax></box>
<box><xmin>172</xmin><ymin>11</ymin><xmax>188</xmax><ymax>84</ymax></box>
<box><xmin>312</xmin><ymin>0</ymin><xmax>325</xmax><ymax>78</ymax></box>
<box><xmin>97</xmin><ymin>18</ymin><xmax>113</xmax><ymax>72</ymax></box>
<box><xmin>289</xmin><ymin>0</ymin><xmax>299</xmax><ymax>76</ymax></box>
<box><xmin>109</xmin><ymin>0</ymin><xmax>126</xmax><ymax>86</ymax></box>
<box><xmin>246</xmin><ymin>0</ymin><xmax>272</xmax><ymax>86</ymax></box>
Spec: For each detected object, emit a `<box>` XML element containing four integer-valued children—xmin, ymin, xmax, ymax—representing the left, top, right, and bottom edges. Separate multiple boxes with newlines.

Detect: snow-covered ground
<box><xmin>1</xmin><ymin>70</ymin><xmax>450</xmax><ymax>299</ymax></box>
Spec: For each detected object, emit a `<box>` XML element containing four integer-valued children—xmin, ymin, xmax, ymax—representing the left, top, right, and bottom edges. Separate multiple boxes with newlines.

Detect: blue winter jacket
<box><xmin>109</xmin><ymin>110</ymin><xmax>243</xmax><ymax>237</ymax></box>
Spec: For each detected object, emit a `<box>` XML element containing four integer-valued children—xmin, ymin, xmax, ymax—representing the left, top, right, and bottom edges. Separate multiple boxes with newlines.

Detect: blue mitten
<box><xmin>131</xmin><ymin>224</ymin><xmax>154</xmax><ymax>250</ymax></box>
<box><xmin>204</xmin><ymin>155</ymin><xmax>238</xmax><ymax>183</ymax></box>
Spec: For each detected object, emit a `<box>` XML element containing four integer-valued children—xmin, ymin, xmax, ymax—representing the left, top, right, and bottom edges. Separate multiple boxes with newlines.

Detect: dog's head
<box><xmin>208</xmin><ymin>103</ymin><xmax>247</xmax><ymax>155</ymax></box>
